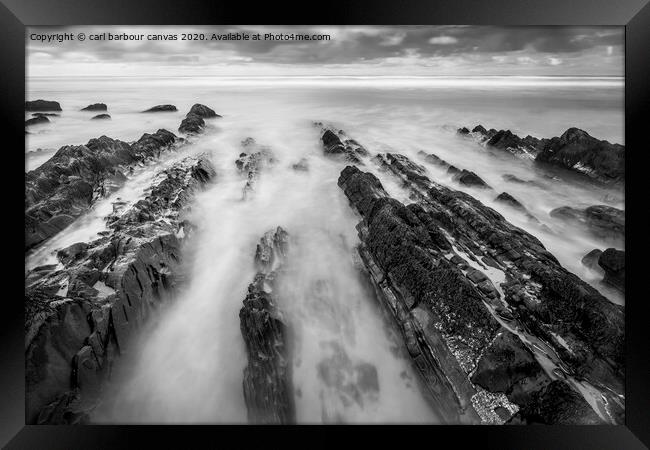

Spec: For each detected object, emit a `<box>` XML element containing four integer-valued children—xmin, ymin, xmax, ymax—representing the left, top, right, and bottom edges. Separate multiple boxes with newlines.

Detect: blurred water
<box><xmin>26</xmin><ymin>76</ymin><xmax>624</xmax><ymax>423</ymax></box>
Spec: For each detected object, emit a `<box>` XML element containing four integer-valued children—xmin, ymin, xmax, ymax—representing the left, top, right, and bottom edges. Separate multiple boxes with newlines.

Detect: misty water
<box><xmin>26</xmin><ymin>76</ymin><xmax>624</xmax><ymax>423</ymax></box>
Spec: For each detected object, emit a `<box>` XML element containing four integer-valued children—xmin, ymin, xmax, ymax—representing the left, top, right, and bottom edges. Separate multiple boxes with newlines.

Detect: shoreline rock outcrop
<box><xmin>235</xmin><ymin>138</ymin><xmax>276</xmax><ymax>199</ymax></box>
<box><xmin>316</xmin><ymin>123</ymin><xmax>370</xmax><ymax>164</ymax></box>
<box><xmin>142</xmin><ymin>105</ymin><xmax>177</xmax><ymax>113</ymax></box>
<box><xmin>178</xmin><ymin>103</ymin><xmax>221</xmax><ymax>135</ymax></box>
<box><xmin>26</xmin><ymin>100</ymin><xmax>62</xmax><ymax>112</ymax></box>
<box><xmin>338</xmin><ymin>151</ymin><xmax>623</xmax><ymax>424</ymax></box>
<box><xmin>91</xmin><ymin>114</ymin><xmax>111</xmax><ymax>120</ymax></box>
<box><xmin>550</xmin><ymin>204</ymin><xmax>624</xmax><ymax>242</ymax></box>
<box><xmin>25</xmin><ymin>154</ymin><xmax>216</xmax><ymax>424</ymax></box>
<box><xmin>25</xmin><ymin>129</ymin><xmax>177</xmax><ymax>251</ymax></box>
<box><xmin>460</xmin><ymin>125</ymin><xmax>624</xmax><ymax>184</ymax></box>
<box><xmin>26</xmin><ymin>116</ymin><xmax>50</xmax><ymax>127</ymax></box>
<box><xmin>81</xmin><ymin>104</ymin><xmax>107</xmax><ymax>112</ymax></box>
<box><xmin>239</xmin><ymin>227</ymin><xmax>295</xmax><ymax>424</ymax></box>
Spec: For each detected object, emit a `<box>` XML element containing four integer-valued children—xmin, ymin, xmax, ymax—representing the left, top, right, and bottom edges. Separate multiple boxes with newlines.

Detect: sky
<box><xmin>27</xmin><ymin>26</ymin><xmax>624</xmax><ymax>78</ymax></box>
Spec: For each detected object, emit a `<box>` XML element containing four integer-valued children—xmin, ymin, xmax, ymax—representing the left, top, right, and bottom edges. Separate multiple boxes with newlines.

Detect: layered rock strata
<box><xmin>338</xmin><ymin>151</ymin><xmax>624</xmax><ymax>424</ymax></box>
<box><xmin>239</xmin><ymin>227</ymin><xmax>295</xmax><ymax>424</ymax></box>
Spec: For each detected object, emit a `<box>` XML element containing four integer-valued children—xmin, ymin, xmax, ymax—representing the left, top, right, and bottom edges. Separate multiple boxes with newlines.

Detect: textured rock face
<box><xmin>178</xmin><ymin>104</ymin><xmax>220</xmax><ymax>134</ymax></box>
<box><xmin>598</xmin><ymin>248</ymin><xmax>625</xmax><ymax>293</ymax></box>
<box><xmin>581</xmin><ymin>249</ymin><xmax>604</xmax><ymax>271</ymax></box>
<box><xmin>81</xmin><ymin>103</ymin><xmax>107</xmax><ymax>111</ymax></box>
<box><xmin>418</xmin><ymin>151</ymin><xmax>491</xmax><ymax>188</ymax></box>
<box><xmin>316</xmin><ymin>123</ymin><xmax>370</xmax><ymax>164</ymax></box>
<box><xmin>550</xmin><ymin>204</ymin><xmax>624</xmax><ymax>241</ymax></box>
<box><xmin>464</xmin><ymin>125</ymin><xmax>624</xmax><ymax>184</ymax></box>
<box><xmin>25</xmin><ymin>129</ymin><xmax>177</xmax><ymax>251</ymax></box>
<box><xmin>236</xmin><ymin>138</ymin><xmax>276</xmax><ymax>198</ymax></box>
<box><xmin>338</xmin><ymin>152</ymin><xmax>624</xmax><ymax>424</ymax></box>
<box><xmin>25</xmin><ymin>154</ymin><xmax>216</xmax><ymax>424</ymax></box>
<box><xmin>26</xmin><ymin>100</ymin><xmax>62</xmax><ymax>111</ymax></box>
<box><xmin>143</xmin><ymin>104</ymin><xmax>177</xmax><ymax>112</ymax></box>
<box><xmin>239</xmin><ymin>227</ymin><xmax>295</xmax><ymax>424</ymax></box>
<box><xmin>91</xmin><ymin>114</ymin><xmax>111</xmax><ymax>120</ymax></box>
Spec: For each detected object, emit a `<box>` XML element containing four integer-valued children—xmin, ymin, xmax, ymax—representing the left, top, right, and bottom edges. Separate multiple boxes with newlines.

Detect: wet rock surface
<box><xmin>178</xmin><ymin>103</ymin><xmax>220</xmax><ymax>134</ymax></box>
<box><xmin>81</xmin><ymin>103</ymin><xmax>108</xmax><ymax>112</ymax></box>
<box><xmin>418</xmin><ymin>151</ymin><xmax>491</xmax><ymax>188</ymax></box>
<box><xmin>550</xmin><ymin>204</ymin><xmax>624</xmax><ymax>241</ymax></box>
<box><xmin>598</xmin><ymin>248</ymin><xmax>625</xmax><ymax>293</ymax></box>
<box><xmin>581</xmin><ymin>249</ymin><xmax>604</xmax><ymax>271</ymax></box>
<box><xmin>316</xmin><ymin>123</ymin><xmax>370</xmax><ymax>164</ymax></box>
<box><xmin>338</xmin><ymin>150</ymin><xmax>623</xmax><ymax>424</ymax></box>
<box><xmin>26</xmin><ymin>99</ymin><xmax>62</xmax><ymax>111</ymax></box>
<box><xmin>236</xmin><ymin>138</ymin><xmax>276</xmax><ymax>198</ymax></box>
<box><xmin>239</xmin><ymin>227</ymin><xmax>295</xmax><ymax>424</ymax></box>
<box><xmin>464</xmin><ymin>125</ymin><xmax>624</xmax><ymax>184</ymax></box>
<box><xmin>142</xmin><ymin>104</ymin><xmax>177</xmax><ymax>113</ymax></box>
<box><xmin>91</xmin><ymin>114</ymin><xmax>111</xmax><ymax>120</ymax></box>
<box><xmin>24</xmin><ymin>154</ymin><xmax>216</xmax><ymax>424</ymax></box>
<box><xmin>25</xmin><ymin>129</ymin><xmax>178</xmax><ymax>251</ymax></box>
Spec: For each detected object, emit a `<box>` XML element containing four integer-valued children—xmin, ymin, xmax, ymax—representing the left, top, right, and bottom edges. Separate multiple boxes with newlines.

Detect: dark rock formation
<box><xmin>581</xmin><ymin>249</ymin><xmax>604</xmax><ymax>271</ymax></box>
<box><xmin>240</xmin><ymin>227</ymin><xmax>295</xmax><ymax>424</ymax></box>
<box><xmin>32</xmin><ymin>112</ymin><xmax>59</xmax><ymax>117</ymax></box>
<box><xmin>91</xmin><ymin>114</ymin><xmax>111</xmax><ymax>120</ymax></box>
<box><xmin>455</xmin><ymin>169</ymin><xmax>491</xmax><ymax>188</ymax></box>
<box><xmin>465</xmin><ymin>125</ymin><xmax>624</xmax><ymax>184</ymax></box>
<box><xmin>495</xmin><ymin>192</ymin><xmax>525</xmax><ymax>211</ymax></box>
<box><xmin>188</xmin><ymin>103</ymin><xmax>220</xmax><ymax>118</ymax></box>
<box><xmin>26</xmin><ymin>116</ymin><xmax>50</xmax><ymax>127</ymax></box>
<box><xmin>25</xmin><ymin>129</ymin><xmax>177</xmax><ymax>251</ymax></box>
<box><xmin>598</xmin><ymin>248</ymin><xmax>625</xmax><ymax>293</ymax></box>
<box><xmin>26</xmin><ymin>100</ymin><xmax>62</xmax><ymax>112</ymax></box>
<box><xmin>81</xmin><ymin>103</ymin><xmax>107</xmax><ymax>112</ymax></box>
<box><xmin>142</xmin><ymin>104</ymin><xmax>177</xmax><ymax>113</ymax></box>
<box><xmin>25</xmin><ymin>155</ymin><xmax>216</xmax><ymax>424</ymax></box>
<box><xmin>536</xmin><ymin>128</ymin><xmax>624</xmax><ymax>183</ymax></box>
<box><xmin>338</xmin><ymin>152</ymin><xmax>623</xmax><ymax>424</ymax></box>
<box><xmin>236</xmin><ymin>138</ymin><xmax>276</xmax><ymax>198</ymax></box>
<box><xmin>178</xmin><ymin>104</ymin><xmax>220</xmax><ymax>134</ymax></box>
<box><xmin>418</xmin><ymin>151</ymin><xmax>491</xmax><ymax>188</ymax></box>
<box><xmin>550</xmin><ymin>204</ymin><xmax>624</xmax><ymax>241</ymax></box>
<box><xmin>316</xmin><ymin>123</ymin><xmax>369</xmax><ymax>164</ymax></box>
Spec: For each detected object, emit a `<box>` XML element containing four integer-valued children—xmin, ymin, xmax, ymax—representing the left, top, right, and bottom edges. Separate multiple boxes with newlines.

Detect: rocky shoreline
<box><xmin>330</xmin><ymin>129</ymin><xmax>624</xmax><ymax>424</ymax></box>
<box><xmin>459</xmin><ymin>125</ymin><xmax>625</xmax><ymax>185</ymax></box>
<box><xmin>24</xmin><ymin>105</ymin><xmax>218</xmax><ymax>424</ymax></box>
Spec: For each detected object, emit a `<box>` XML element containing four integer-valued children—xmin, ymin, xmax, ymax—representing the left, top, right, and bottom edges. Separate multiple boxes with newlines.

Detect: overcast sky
<box><xmin>27</xmin><ymin>26</ymin><xmax>624</xmax><ymax>77</ymax></box>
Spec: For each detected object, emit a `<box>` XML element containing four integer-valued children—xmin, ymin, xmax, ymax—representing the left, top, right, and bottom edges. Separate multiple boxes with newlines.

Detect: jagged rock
<box><xmin>26</xmin><ymin>116</ymin><xmax>50</xmax><ymax>127</ymax></box>
<box><xmin>457</xmin><ymin>127</ymin><xmax>470</xmax><ymax>135</ymax></box>
<box><xmin>318</xmin><ymin>125</ymin><xmax>369</xmax><ymax>164</ymax></box>
<box><xmin>598</xmin><ymin>248</ymin><xmax>625</xmax><ymax>293</ymax></box>
<box><xmin>550</xmin><ymin>204</ymin><xmax>624</xmax><ymax>241</ymax></box>
<box><xmin>91</xmin><ymin>114</ymin><xmax>111</xmax><ymax>120</ymax></box>
<box><xmin>25</xmin><ymin>129</ymin><xmax>177</xmax><ymax>251</ymax></box>
<box><xmin>178</xmin><ymin>113</ymin><xmax>204</xmax><ymax>134</ymax></box>
<box><xmin>240</xmin><ymin>227</ymin><xmax>294</xmax><ymax>424</ymax></box>
<box><xmin>338</xmin><ymin>152</ymin><xmax>623</xmax><ymax>424</ymax></box>
<box><xmin>81</xmin><ymin>103</ymin><xmax>107</xmax><ymax>112</ymax></box>
<box><xmin>142</xmin><ymin>104</ymin><xmax>177</xmax><ymax>113</ymax></box>
<box><xmin>418</xmin><ymin>151</ymin><xmax>452</xmax><ymax>170</ymax></box>
<box><xmin>178</xmin><ymin>104</ymin><xmax>220</xmax><ymax>134</ymax></box>
<box><xmin>454</xmin><ymin>169</ymin><xmax>491</xmax><ymax>188</ymax></box>
<box><xmin>25</xmin><ymin>155</ymin><xmax>216</xmax><ymax>424</ymax></box>
<box><xmin>581</xmin><ymin>249</ymin><xmax>604</xmax><ymax>271</ymax></box>
<box><xmin>26</xmin><ymin>100</ymin><xmax>62</xmax><ymax>112</ymax></box>
<box><xmin>236</xmin><ymin>138</ymin><xmax>276</xmax><ymax>198</ymax></box>
<box><xmin>536</xmin><ymin>128</ymin><xmax>624</xmax><ymax>183</ymax></box>
<box><xmin>467</xmin><ymin>125</ymin><xmax>624</xmax><ymax>184</ymax></box>
<box><xmin>495</xmin><ymin>192</ymin><xmax>525</xmax><ymax>211</ymax></box>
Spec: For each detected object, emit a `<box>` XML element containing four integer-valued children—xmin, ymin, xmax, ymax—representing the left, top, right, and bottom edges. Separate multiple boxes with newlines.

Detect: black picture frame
<box><xmin>2</xmin><ymin>0</ymin><xmax>648</xmax><ymax>448</ymax></box>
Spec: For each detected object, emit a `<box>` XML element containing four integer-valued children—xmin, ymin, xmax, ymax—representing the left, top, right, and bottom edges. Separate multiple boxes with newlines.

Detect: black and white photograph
<box><xmin>24</xmin><ymin>25</ymin><xmax>625</xmax><ymax>426</ymax></box>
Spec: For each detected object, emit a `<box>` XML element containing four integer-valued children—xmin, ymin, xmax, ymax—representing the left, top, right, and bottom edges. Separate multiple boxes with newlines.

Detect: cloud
<box><xmin>27</xmin><ymin>25</ymin><xmax>624</xmax><ymax>77</ymax></box>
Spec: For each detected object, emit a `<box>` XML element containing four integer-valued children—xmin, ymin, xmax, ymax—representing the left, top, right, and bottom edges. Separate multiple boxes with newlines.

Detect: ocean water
<box><xmin>25</xmin><ymin>76</ymin><xmax>624</xmax><ymax>423</ymax></box>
